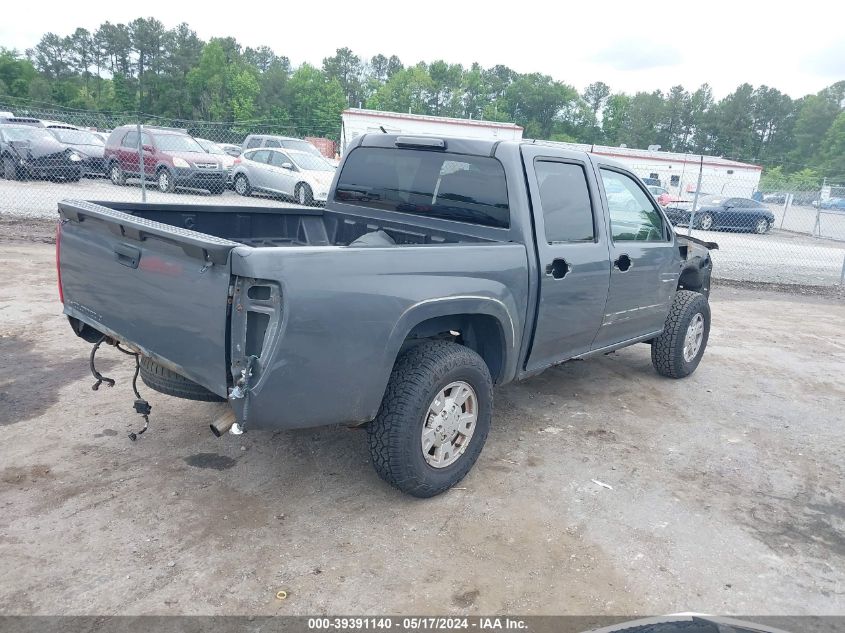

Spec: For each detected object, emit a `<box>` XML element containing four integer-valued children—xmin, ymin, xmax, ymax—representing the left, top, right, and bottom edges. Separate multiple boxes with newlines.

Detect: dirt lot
<box><xmin>0</xmin><ymin>238</ymin><xmax>843</xmax><ymax>616</ymax></box>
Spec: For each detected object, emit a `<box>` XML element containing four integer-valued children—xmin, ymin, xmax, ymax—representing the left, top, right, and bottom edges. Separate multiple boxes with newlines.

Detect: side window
<box><xmin>264</xmin><ymin>139</ymin><xmax>281</xmax><ymax>148</ymax></box>
<box><xmin>250</xmin><ymin>150</ymin><xmax>270</xmax><ymax>164</ymax></box>
<box><xmin>534</xmin><ymin>160</ymin><xmax>595</xmax><ymax>242</ymax></box>
<box><xmin>141</xmin><ymin>133</ymin><xmax>153</xmax><ymax>147</ymax></box>
<box><xmin>600</xmin><ymin>169</ymin><xmax>666</xmax><ymax>242</ymax></box>
<box><xmin>122</xmin><ymin>131</ymin><xmax>138</xmax><ymax>147</ymax></box>
<box><xmin>246</xmin><ymin>137</ymin><xmax>261</xmax><ymax>149</ymax></box>
<box><xmin>670</xmin><ymin>175</ymin><xmax>680</xmax><ymax>186</ymax></box>
<box><xmin>269</xmin><ymin>151</ymin><xmax>290</xmax><ymax>167</ymax></box>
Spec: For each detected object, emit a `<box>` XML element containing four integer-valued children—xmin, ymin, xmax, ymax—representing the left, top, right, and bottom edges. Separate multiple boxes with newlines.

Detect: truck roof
<box><xmin>355</xmin><ymin>133</ymin><xmax>628</xmax><ymax>170</ymax></box>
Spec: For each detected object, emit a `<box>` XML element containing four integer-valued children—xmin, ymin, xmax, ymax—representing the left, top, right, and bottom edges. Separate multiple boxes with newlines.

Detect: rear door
<box><xmin>245</xmin><ymin>149</ymin><xmax>271</xmax><ymax>189</ymax></box>
<box><xmin>120</xmin><ymin>130</ymin><xmax>139</xmax><ymax>175</ymax></box>
<box><xmin>591</xmin><ymin>165</ymin><xmax>678</xmax><ymax>350</ymax></box>
<box><xmin>58</xmin><ymin>201</ymin><xmax>238</xmax><ymax>396</ymax></box>
<box><xmin>522</xmin><ymin>146</ymin><xmax>611</xmax><ymax>371</ymax></box>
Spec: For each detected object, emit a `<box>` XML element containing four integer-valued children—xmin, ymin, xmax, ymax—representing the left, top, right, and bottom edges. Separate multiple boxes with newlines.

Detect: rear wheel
<box><xmin>697</xmin><ymin>212</ymin><xmax>714</xmax><ymax>230</ymax></box>
<box><xmin>651</xmin><ymin>290</ymin><xmax>710</xmax><ymax>379</ymax></box>
<box><xmin>139</xmin><ymin>357</ymin><xmax>225</xmax><ymax>402</ymax></box>
<box><xmin>367</xmin><ymin>340</ymin><xmax>493</xmax><ymax>498</ymax></box>
<box><xmin>109</xmin><ymin>163</ymin><xmax>126</xmax><ymax>186</ymax></box>
<box><xmin>296</xmin><ymin>182</ymin><xmax>313</xmax><ymax>206</ymax></box>
<box><xmin>3</xmin><ymin>156</ymin><xmax>19</xmax><ymax>181</ymax></box>
<box><xmin>157</xmin><ymin>168</ymin><xmax>175</xmax><ymax>193</ymax></box>
<box><xmin>234</xmin><ymin>173</ymin><xmax>251</xmax><ymax>196</ymax></box>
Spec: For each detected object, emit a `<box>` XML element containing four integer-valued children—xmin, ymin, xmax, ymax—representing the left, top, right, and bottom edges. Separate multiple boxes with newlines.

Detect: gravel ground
<box><xmin>0</xmin><ymin>240</ymin><xmax>843</xmax><ymax>616</ymax></box>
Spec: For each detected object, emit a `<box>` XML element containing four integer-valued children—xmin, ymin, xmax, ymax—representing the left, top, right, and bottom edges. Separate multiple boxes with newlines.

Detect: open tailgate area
<box><xmin>57</xmin><ymin>200</ymin><xmax>239</xmax><ymax>396</ymax></box>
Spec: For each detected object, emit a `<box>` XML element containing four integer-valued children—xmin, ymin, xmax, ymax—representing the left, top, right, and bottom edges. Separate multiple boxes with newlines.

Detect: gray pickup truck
<box><xmin>57</xmin><ymin>134</ymin><xmax>714</xmax><ymax>497</ymax></box>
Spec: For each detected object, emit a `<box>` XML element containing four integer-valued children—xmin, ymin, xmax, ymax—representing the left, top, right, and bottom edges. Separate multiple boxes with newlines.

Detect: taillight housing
<box><xmin>55</xmin><ymin>221</ymin><xmax>64</xmax><ymax>303</ymax></box>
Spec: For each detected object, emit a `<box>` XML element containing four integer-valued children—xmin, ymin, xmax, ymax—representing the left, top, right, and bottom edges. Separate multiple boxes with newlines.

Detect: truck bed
<box><xmin>89</xmin><ymin>201</ymin><xmax>495</xmax><ymax>248</ymax></box>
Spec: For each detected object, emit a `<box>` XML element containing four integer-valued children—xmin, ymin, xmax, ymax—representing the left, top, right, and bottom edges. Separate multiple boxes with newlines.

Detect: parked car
<box><xmin>0</xmin><ymin>116</ymin><xmax>44</xmax><ymax>127</ymax></box>
<box><xmin>664</xmin><ymin>195</ymin><xmax>775</xmax><ymax>233</ymax></box>
<box><xmin>814</xmin><ymin>197</ymin><xmax>845</xmax><ymax>210</ymax></box>
<box><xmin>242</xmin><ymin>134</ymin><xmax>336</xmax><ymax>165</ymax></box>
<box><xmin>194</xmin><ymin>138</ymin><xmax>237</xmax><ymax>185</ymax></box>
<box><xmin>0</xmin><ymin>124</ymin><xmax>83</xmax><ymax>181</ymax></box>
<box><xmin>48</xmin><ymin>127</ymin><xmax>107</xmax><ymax>177</ymax></box>
<box><xmin>218</xmin><ymin>143</ymin><xmax>242</xmax><ymax>157</ymax></box>
<box><xmin>58</xmin><ymin>134</ymin><xmax>715</xmax><ymax>497</ymax></box>
<box><xmin>646</xmin><ymin>185</ymin><xmax>687</xmax><ymax>207</ymax></box>
<box><xmin>232</xmin><ymin>147</ymin><xmax>336</xmax><ymax>205</ymax></box>
<box><xmin>104</xmin><ymin>125</ymin><xmax>226</xmax><ymax>194</ymax></box>
<box><xmin>762</xmin><ymin>192</ymin><xmax>786</xmax><ymax>204</ymax></box>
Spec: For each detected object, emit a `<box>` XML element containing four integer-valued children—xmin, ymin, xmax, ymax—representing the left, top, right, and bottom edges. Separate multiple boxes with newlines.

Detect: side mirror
<box><xmin>281</xmin><ymin>162</ymin><xmax>294</xmax><ymax>170</ymax></box>
<box><xmin>142</xmin><ymin>144</ymin><xmax>154</xmax><ymax>152</ymax></box>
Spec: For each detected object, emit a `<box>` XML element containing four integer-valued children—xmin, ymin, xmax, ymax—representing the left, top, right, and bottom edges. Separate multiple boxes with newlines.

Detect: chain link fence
<box><xmin>2</xmin><ymin>104</ymin><xmax>844</xmax><ymax>286</ymax></box>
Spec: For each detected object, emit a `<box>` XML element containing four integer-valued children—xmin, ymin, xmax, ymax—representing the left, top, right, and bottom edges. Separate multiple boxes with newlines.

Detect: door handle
<box><xmin>545</xmin><ymin>258</ymin><xmax>570</xmax><ymax>280</ymax></box>
<box><xmin>114</xmin><ymin>243</ymin><xmax>141</xmax><ymax>269</ymax></box>
<box><xmin>613</xmin><ymin>254</ymin><xmax>632</xmax><ymax>272</ymax></box>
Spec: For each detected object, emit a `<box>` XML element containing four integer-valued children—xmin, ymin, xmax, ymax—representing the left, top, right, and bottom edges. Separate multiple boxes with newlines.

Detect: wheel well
<box><xmin>401</xmin><ymin>314</ymin><xmax>506</xmax><ymax>383</ymax></box>
<box><xmin>678</xmin><ymin>264</ymin><xmax>705</xmax><ymax>292</ymax></box>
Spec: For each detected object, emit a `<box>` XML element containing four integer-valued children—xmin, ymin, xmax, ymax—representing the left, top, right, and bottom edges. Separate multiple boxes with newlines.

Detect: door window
<box><xmin>264</xmin><ymin>139</ymin><xmax>281</xmax><ymax>148</ymax></box>
<box><xmin>246</xmin><ymin>137</ymin><xmax>262</xmax><ymax>149</ymax></box>
<box><xmin>600</xmin><ymin>169</ymin><xmax>666</xmax><ymax>242</ymax></box>
<box><xmin>248</xmin><ymin>150</ymin><xmax>271</xmax><ymax>164</ymax></box>
<box><xmin>269</xmin><ymin>151</ymin><xmax>291</xmax><ymax>168</ymax></box>
<box><xmin>122</xmin><ymin>131</ymin><xmax>138</xmax><ymax>147</ymax></box>
<box><xmin>534</xmin><ymin>160</ymin><xmax>594</xmax><ymax>242</ymax></box>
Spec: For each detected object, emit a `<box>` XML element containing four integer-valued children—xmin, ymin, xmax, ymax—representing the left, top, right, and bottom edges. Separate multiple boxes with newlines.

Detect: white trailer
<box><xmin>340</xmin><ymin>109</ymin><xmax>523</xmax><ymax>153</ymax></box>
<box><xmin>546</xmin><ymin>141</ymin><xmax>762</xmax><ymax>199</ymax></box>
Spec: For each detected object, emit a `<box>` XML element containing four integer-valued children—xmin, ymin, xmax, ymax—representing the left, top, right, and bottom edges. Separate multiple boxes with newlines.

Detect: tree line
<box><xmin>0</xmin><ymin>17</ymin><xmax>843</xmax><ymax>181</ymax></box>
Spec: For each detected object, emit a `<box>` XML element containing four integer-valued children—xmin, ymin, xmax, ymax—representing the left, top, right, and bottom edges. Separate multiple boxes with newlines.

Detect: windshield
<box><xmin>697</xmin><ymin>195</ymin><xmax>724</xmax><ymax>206</ymax></box>
<box><xmin>2</xmin><ymin>127</ymin><xmax>56</xmax><ymax>142</ymax></box>
<box><xmin>155</xmin><ymin>134</ymin><xmax>205</xmax><ymax>153</ymax></box>
<box><xmin>50</xmin><ymin>129</ymin><xmax>104</xmax><ymax>146</ymax></box>
<box><xmin>291</xmin><ymin>152</ymin><xmax>334</xmax><ymax>171</ymax></box>
<box><xmin>196</xmin><ymin>138</ymin><xmax>226</xmax><ymax>155</ymax></box>
<box><xmin>283</xmin><ymin>140</ymin><xmax>322</xmax><ymax>156</ymax></box>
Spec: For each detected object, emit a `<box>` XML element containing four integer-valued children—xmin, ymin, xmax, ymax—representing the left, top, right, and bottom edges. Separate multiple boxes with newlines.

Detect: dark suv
<box><xmin>104</xmin><ymin>126</ymin><xmax>225</xmax><ymax>194</ymax></box>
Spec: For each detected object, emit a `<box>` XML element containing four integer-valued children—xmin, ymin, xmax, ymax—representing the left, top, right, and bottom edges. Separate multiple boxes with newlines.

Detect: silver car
<box><xmin>232</xmin><ymin>148</ymin><xmax>335</xmax><ymax>205</ymax></box>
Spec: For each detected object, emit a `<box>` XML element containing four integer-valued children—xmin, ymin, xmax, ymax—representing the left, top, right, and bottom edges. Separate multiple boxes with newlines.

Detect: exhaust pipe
<box><xmin>210</xmin><ymin>409</ymin><xmax>237</xmax><ymax>437</ymax></box>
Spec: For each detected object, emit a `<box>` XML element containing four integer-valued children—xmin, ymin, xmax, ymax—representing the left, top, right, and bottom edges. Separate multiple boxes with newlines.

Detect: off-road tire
<box><xmin>367</xmin><ymin>340</ymin><xmax>493</xmax><ymax>498</ymax></box>
<box><xmin>139</xmin><ymin>356</ymin><xmax>225</xmax><ymax>402</ymax></box>
<box><xmin>651</xmin><ymin>290</ymin><xmax>710</xmax><ymax>379</ymax></box>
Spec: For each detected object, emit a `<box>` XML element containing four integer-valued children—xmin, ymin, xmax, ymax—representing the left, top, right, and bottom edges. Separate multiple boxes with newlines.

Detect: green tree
<box><xmin>287</xmin><ymin>63</ymin><xmax>346</xmax><ymax>138</ymax></box>
<box><xmin>582</xmin><ymin>81</ymin><xmax>610</xmax><ymax>115</ymax></box>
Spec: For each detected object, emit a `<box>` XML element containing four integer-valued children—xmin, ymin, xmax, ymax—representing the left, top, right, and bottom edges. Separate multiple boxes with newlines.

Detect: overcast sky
<box><xmin>2</xmin><ymin>0</ymin><xmax>843</xmax><ymax>99</ymax></box>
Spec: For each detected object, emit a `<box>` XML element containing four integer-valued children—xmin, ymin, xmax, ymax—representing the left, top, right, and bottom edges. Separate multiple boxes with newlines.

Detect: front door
<box><xmin>522</xmin><ymin>147</ymin><xmax>611</xmax><ymax>372</ymax></box>
<box><xmin>591</xmin><ymin>165</ymin><xmax>679</xmax><ymax>350</ymax></box>
<box><xmin>268</xmin><ymin>150</ymin><xmax>298</xmax><ymax>196</ymax></box>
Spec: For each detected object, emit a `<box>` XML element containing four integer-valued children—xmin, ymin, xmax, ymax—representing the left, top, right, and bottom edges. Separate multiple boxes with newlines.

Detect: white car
<box><xmin>195</xmin><ymin>138</ymin><xmax>237</xmax><ymax>183</ymax></box>
<box><xmin>231</xmin><ymin>148</ymin><xmax>336</xmax><ymax>205</ymax></box>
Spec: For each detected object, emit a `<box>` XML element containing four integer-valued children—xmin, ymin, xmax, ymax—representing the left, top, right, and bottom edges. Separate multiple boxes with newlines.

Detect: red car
<box><xmin>104</xmin><ymin>125</ymin><xmax>226</xmax><ymax>194</ymax></box>
<box><xmin>647</xmin><ymin>185</ymin><xmax>688</xmax><ymax>207</ymax></box>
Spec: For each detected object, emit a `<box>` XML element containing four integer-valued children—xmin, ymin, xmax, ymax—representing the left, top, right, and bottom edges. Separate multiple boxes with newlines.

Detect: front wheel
<box><xmin>3</xmin><ymin>156</ymin><xmax>19</xmax><ymax>181</ymax></box>
<box><xmin>753</xmin><ymin>217</ymin><xmax>770</xmax><ymax>234</ymax></box>
<box><xmin>296</xmin><ymin>182</ymin><xmax>313</xmax><ymax>206</ymax></box>
<box><xmin>651</xmin><ymin>290</ymin><xmax>710</xmax><ymax>378</ymax></box>
<box><xmin>109</xmin><ymin>163</ymin><xmax>126</xmax><ymax>186</ymax></box>
<box><xmin>157</xmin><ymin>168</ymin><xmax>175</xmax><ymax>193</ymax></box>
<box><xmin>367</xmin><ymin>340</ymin><xmax>493</xmax><ymax>498</ymax></box>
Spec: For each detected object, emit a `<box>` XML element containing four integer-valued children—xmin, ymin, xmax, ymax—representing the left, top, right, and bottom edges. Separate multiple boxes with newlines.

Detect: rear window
<box><xmin>334</xmin><ymin>147</ymin><xmax>509</xmax><ymax>228</ymax></box>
